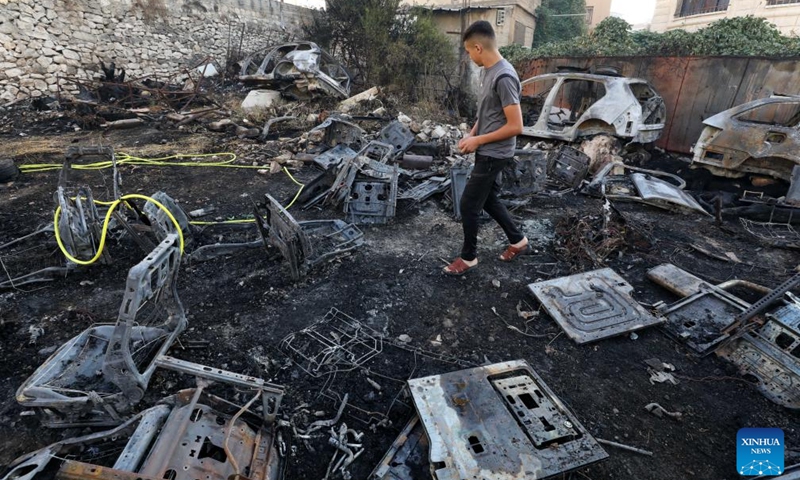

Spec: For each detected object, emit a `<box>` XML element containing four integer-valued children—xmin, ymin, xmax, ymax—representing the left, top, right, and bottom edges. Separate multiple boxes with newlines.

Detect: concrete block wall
<box><xmin>0</xmin><ymin>0</ymin><xmax>316</xmax><ymax>101</ymax></box>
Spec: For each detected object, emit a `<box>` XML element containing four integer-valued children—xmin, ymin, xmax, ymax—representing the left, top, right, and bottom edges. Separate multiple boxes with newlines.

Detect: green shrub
<box><xmin>517</xmin><ymin>15</ymin><xmax>800</xmax><ymax>63</ymax></box>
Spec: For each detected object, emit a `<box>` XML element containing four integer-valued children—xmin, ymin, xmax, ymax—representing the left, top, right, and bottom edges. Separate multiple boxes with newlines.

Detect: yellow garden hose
<box><xmin>37</xmin><ymin>151</ymin><xmax>307</xmax><ymax>264</ymax></box>
<box><xmin>282</xmin><ymin>167</ymin><xmax>305</xmax><ymax>210</ymax></box>
<box><xmin>19</xmin><ymin>152</ymin><xmax>245</xmax><ymax>173</ymax></box>
<box><xmin>22</xmin><ymin>152</ymin><xmax>306</xmax><ymax>210</ymax></box>
<box><xmin>189</xmin><ymin>219</ymin><xmax>256</xmax><ymax>225</ymax></box>
<box><xmin>54</xmin><ymin>194</ymin><xmax>185</xmax><ymax>266</ymax></box>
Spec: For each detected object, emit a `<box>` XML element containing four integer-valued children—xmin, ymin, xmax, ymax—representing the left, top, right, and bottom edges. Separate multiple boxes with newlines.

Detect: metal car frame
<box><xmin>520</xmin><ymin>73</ymin><xmax>666</xmax><ymax>144</ymax></box>
<box><xmin>16</xmin><ymin>235</ymin><xmax>186</xmax><ymax>427</ymax></box>
<box><xmin>254</xmin><ymin>194</ymin><xmax>364</xmax><ymax>281</ymax></box>
<box><xmin>692</xmin><ymin>95</ymin><xmax>800</xmax><ymax>181</ymax></box>
<box><xmin>0</xmin><ymin>147</ymin><xmax>120</xmax><ymax>288</ymax></box>
<box><xmin>239</xmin><ymin>42</ymin><xmax>351</xmax><ymax>99</ymax></box>
<box><xmin>3</xmin><ymin>384</ymin><xmax>285</xmax><ymax>480</ymax></box>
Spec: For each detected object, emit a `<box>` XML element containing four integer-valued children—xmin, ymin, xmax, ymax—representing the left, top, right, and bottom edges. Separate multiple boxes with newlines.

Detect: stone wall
<box><xmin>0</xmin><ymin>0</ymin><xmax>316</xmax><ymax>101</ymax></box>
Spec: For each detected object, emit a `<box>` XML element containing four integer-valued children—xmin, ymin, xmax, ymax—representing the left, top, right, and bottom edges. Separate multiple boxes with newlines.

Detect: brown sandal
<box><xmin>443</xmin><ymin>257</ymin><xmax>478</xmax><ymax>276</ymax></box>
<box><xmin>499</xmin><ymin>243</ymin><xmax>530</xmax><ymax>262</ymax></box>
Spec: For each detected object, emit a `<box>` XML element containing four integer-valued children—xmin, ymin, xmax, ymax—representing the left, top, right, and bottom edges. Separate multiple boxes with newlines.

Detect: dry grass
<box><xmin>3</xmin><ymin>138</ymin><xmax>66</xmax><ymax>160</ymax></box>
<box><xmin>5</xmin><ymin>132</ymin><xmax>216</xmax><ymax>165</ymax></box>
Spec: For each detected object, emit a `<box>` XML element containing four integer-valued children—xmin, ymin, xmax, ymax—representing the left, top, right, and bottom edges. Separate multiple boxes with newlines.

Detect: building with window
<box><xmin>401</xmin><ymin>0</ymin><xmax>540</xmax><ymax>47</ymax></box>
<box><xmin>650</xmin><ymin>0</ymin><xmax>800</xmax><ymax>35</ymax></box>
<box><xmin>585</xmin><ymin>0</ymin><xmax>612</xmax><ymax>30</ymax></box>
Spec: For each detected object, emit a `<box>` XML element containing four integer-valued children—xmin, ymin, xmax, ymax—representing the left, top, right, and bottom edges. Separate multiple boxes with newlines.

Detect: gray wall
<box><xmin>0</xmin><ymin>0</ymin><xmax>315</xmax><ymax>101</ymax></box>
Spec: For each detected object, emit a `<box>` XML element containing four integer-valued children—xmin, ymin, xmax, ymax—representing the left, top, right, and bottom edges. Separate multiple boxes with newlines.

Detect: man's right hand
<box><xmin>458</xmin><ymin>135</ymin><xmax>469</xmax><ymax>151</ymax></box>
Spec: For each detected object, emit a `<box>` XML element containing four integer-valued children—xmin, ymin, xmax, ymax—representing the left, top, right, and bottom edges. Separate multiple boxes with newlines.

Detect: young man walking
<box><xmin>444</xmin><ymin>20</ymin><xmax>528</xmax><ymax>275</ymax></box>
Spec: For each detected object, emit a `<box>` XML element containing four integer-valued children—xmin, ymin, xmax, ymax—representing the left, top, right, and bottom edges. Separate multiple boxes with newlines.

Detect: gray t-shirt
<box><xmin>475</xmin><ymin>58</ymin><xmax>520</xmax><ymax>159</ymax></box>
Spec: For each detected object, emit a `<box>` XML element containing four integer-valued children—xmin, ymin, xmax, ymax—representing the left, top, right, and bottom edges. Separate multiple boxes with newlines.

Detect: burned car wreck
<box><xmin>692</xmin><ymin>95</ymin><xmax>800</xmax><ymax>182</ymax></box>
<box><xmin>520</xmin><ymin>73</ymin><xmax>666</xmax><ymax>144</ymax></box>
<box><xmin>239</xmin><ymin>42</ymin><xmax>352</xmax><ymax>99</ymax></box>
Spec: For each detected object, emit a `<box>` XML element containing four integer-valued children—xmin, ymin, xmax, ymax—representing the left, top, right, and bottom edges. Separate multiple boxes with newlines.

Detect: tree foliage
<box><xmin>303</xmin><ymin>2</ymin><xmax>456</xmax><ymax>97</ymax></box>
<box><xmin>514</xmin><ymin>15</ymin><xmax>800</xmax><ymax>62</ymax></box>
<box><xmin>533</xmin><ymin>0</ymin><xmax>588</xmax><ymax>47</ymax></box>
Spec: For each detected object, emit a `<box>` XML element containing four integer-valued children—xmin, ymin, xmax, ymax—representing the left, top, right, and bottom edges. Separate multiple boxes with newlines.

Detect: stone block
<box><xmin>62</xmin><ymin>48</ymin><xmax>80</xmax><ymax>60</ymax></box>
<box><xmin>15</xmin><ymin>19</ymin><xmax>33</xmax><ymax>32</ymax></box>
<box><xmin>241</xmin><ymin>89</ymin><xmax>283</xmax><ymax>110</ymax></box>
<box><xmin>29</xmin><ymin>28</ymin><xmax>50</xmax><ymax>40</ymax></box>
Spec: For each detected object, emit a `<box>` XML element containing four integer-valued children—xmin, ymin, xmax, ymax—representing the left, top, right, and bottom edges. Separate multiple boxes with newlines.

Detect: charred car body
<box><xmin>239</xmin><ymin>42</ymin><xmax>351</xmax><ymax>99</ymax></box>
<box><xmin>692</xmin><ymin>96</ymin><xmax>800</xmax><ymax>182</ymax></box>
<box><xmin>520</xmin><ymin>73</ymin><xmax>666</xmax><ymax>144</ymax></box>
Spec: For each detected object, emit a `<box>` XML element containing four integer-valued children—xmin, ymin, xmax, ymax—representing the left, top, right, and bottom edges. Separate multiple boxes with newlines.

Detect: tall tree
<box><xmin>533</xmin><ymin>0</ymin><xmax>587</xmax><ymax>47</ymax></box>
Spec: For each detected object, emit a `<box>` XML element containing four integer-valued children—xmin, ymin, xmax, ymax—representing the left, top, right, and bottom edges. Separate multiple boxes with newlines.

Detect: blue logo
<box><xmin>737</xmin><ymin>428</ymin><xmax>784</xmax><ymax>476</ymax></box>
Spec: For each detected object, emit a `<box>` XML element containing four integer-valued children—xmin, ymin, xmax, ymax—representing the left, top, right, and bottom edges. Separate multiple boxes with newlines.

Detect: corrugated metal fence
<box><xmin>517</xmin><ymin>56</ymin><xmax>800</xmax><ymax>154</ymax></box>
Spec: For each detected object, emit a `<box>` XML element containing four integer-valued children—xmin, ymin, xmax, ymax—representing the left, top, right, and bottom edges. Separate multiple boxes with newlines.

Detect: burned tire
<box><xmin>0</xmin><ymin>159</ymin><xmax>19</xmax><ymax>183</ymax></box>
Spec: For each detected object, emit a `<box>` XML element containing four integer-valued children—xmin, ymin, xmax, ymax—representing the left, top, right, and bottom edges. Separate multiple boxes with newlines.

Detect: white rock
<box><xmin>431</xmin><ymin>126</ymin><xmax>447</xmax><ymax>139</ymax></box>
<box><xmin>241</xmin><ymin>89</ymin><xmax>282</xmax><ymax>110</ymax></box>
<box><xmin>62</xmin><ymin>48</ymin><xmax>80</xmax><ymax>60</ymax></box>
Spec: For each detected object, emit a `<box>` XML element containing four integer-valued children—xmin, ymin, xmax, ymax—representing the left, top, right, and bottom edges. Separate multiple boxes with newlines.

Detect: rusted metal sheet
<box><xmin>58</xmin><ymin>461</ymin><xmax>162</xmax><ymax>480</ymax></box>
<box><xmin>517</xmin><ymin>56</ymin><xmax>800</xmax><ymax>155</ymax></box>
<box><xmin>718</xmin><ymin>322</ymin><xmax>800</xmax><ymax>410</ymax></box>
<box><xmin>4</xmin><ymin>388</ymin><xmax>284</xmax><ymax>480</ymax></box>
<box><xmin>369</xmin><ymin>415</ymin><xmax>429</xmax><ymax>480</ymax></box>
<box><xmin>646</xmin><ymin>263</ymin><xmax>709</xmax><ymax>297</ymax></box>
<box><xmin>408</xmin><ymin>360</ymin><xmax>607</xmax><ymax>480</ymax></box>
<box><xmin>528</xmin><ymin>268</ymin><xmax>664</xmax><ymax>343</ymax></box>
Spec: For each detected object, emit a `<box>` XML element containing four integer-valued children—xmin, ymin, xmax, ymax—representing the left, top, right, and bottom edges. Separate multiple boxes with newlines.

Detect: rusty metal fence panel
<box><xmin>518</xmin><ymin>56</ymin><xmax>800</xmax><ymax>154</ymax></box>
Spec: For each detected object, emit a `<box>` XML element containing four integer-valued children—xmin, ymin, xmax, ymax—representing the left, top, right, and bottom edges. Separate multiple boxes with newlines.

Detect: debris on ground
<box><xmin>644</xmin><ymin>402</ymin><xmax>683</xmax><ymax>420</ymax></box>
<box><xmin>3</xmin><ymin>57</ymin><xmax>800</xmax><ymax>480</ymax></box>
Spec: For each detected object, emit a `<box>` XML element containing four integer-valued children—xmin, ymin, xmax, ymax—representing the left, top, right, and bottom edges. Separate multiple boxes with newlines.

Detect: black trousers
<box><xmin>460</xmin><ymin>154</ymin><xmax>525</xmax><ymax>262</ymax></box>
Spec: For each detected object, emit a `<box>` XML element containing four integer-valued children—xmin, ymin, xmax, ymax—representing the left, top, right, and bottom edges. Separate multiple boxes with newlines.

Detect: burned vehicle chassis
<box><xmin>239</xmin><ymin>42</ymin><xmax>351</xmax><ymax>99</ymax></box>
<box><xmin>3</xmin><ymin>385</ymin><xmax>285</xmax><ymax>480</ymax></box>
<box><xmin>520</xmin><ymin>73</ymin><xmax>666</xmax><ymax>144</ymax></box>
<box><xmin>692</xmin><ymin>95</ymin><xmax>800</xmax><ymax>182</ymax></box>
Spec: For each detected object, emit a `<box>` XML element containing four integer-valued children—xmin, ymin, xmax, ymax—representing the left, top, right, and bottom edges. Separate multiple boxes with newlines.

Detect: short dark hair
<box><xmin>462</xmin><ymin>20</ymin><xmax>496</xmax><ymax>43</ymax></box>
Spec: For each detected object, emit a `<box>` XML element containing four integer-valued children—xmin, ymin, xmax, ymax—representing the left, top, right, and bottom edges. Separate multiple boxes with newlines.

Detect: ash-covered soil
<box><xmin>1</xmin><ymin>126</ymin><xmax>799</xmax><ymax>480</ymax></box>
